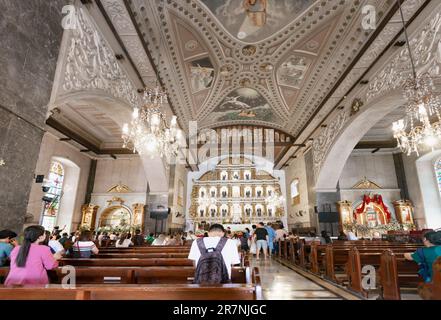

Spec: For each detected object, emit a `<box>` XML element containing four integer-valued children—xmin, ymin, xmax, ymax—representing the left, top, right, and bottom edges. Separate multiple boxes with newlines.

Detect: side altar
<box><xmin>336</xmin><ymin>178</ymin><xmax>415</xmax><ymax>238</ymax></box>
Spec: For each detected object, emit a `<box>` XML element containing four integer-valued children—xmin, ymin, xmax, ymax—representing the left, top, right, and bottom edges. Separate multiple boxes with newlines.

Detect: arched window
<box><xmin>435</xmin><ymin>159</ymin><xmax>441</xmax><ymax>197</ymax></box>
<box><xmin>291</xmin><ymin>179</ymin><xmax>300</xmax><ymax>205</ymax></box>
<box><xmin>41</xmin><ymin>161</ymin><xmax>64</xmax><ymax>230</ymax></box>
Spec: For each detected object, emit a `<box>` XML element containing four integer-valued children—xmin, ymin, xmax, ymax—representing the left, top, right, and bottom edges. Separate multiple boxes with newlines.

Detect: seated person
<box><xmin>72</xmin><ymin>231</ymin><xmax>99</xmax><ymax>258</ymax></box>
<box><xmin>5</xmin><ymin>225</ymin><xmax>61</xmax><ymax>286</ymax></box>
<box><xmin>115</xmin><ymin>233</ymin><xmax>133</xmax><ymax>248</ymax></box>
<box><xmin>337</xmin><ymin>231</ymin><xmax>348</xmax><ymax>241</ymax></box>
<box><xmin>48</xmin><ymin>234</ymin><xmax>65</xmax><ymax>255</ymax></box>
<box><xmin>405</xmin><ymin>231</ymin><xmax>441</xmax><ymax>283</ymax></box>
<box><xmin>188</xmin><ymin>224</ymin><xmax>240</xmax><ymax>283</ymax></box>
<box><xmin>0</xmin><ymin>229</ymin><xmax>17</xmax><ymax>267</ymax></box>
<box><xmin>145</xmin><ymin>233</ymin><xmax>155</xmax><ymax>245</ymax></box>
<box><xmin>152</xmin><ymin>234</ymin><xmax>166</xmax><ymax>246</ymax></box>
<box><xmin>132</xmin><ymin>229</ymin><xmax>145</xmax><ymax>246</ymax></box>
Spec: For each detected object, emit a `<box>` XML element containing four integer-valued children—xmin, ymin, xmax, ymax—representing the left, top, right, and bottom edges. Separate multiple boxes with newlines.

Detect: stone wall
<box><xmin>0</xmin><ymin>0</ymin><xmax>68</xmax><ymax>232</ymax></box>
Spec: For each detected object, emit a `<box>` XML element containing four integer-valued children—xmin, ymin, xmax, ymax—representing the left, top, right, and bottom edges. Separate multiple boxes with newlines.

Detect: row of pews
<box><xmin>0</xmin><ymin>244</ymin><xmax>262</xmax><ymax>300</ymax></box>
<box><xmin>276</xmin><ymin>239</ymin><xmax>441</xmax><ymax>300</ymax></box>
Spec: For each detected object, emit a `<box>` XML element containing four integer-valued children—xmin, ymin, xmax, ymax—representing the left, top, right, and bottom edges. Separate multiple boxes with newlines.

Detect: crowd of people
<box><xmin>1</xmin><ymin>224</ymin><xmax>440</xmax><ymax>286</ymax></box>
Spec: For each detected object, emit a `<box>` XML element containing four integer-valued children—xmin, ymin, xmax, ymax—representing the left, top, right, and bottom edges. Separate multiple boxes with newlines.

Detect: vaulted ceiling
<box><xmin>125</xmin><ymin>0</ymin><xmax>395</xmax><ymax>137</ymax></box>
<box><xmin>47</xmin><ymin>0</ymin><xmax>432</xmax><ymax>164</ymax></box>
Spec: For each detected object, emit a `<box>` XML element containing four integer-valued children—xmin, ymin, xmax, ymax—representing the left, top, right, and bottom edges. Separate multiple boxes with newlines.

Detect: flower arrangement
<box><xmin>342</xmin><ymin>220</ymin><xmax>409</xmax><ymax>237</ymax></box>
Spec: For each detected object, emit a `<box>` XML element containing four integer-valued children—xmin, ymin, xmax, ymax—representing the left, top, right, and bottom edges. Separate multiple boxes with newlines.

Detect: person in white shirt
<box><xmin>152</xmin><ymin>234</ymin><xmax>166</xmax><ymax>246</ymax></box>
<box><xmin>48</xmin><ymin>234</ymin><xmax>65</xmax><ymax>254</ymax></box>
<box><xmin>115</xmin><ymin>233</ymin><xmax>133</xmax><ymax>248</ymax></box>
<box><xmin>347</xmin><ymin>231</ymin><xmax>358</xmax><ymax>241</ymax></box>
<box><xmin>186</xmin><ymin>231</ymin><xmax>197</xmax><ymax>241</ymax></box>
<box><xmin>188</xmin><ymin>224</ymin><xmax>240</xmax><ymax>279</ymax></box>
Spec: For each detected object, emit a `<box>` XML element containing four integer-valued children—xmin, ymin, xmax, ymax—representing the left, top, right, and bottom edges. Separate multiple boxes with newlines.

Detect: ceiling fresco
<box><xmin>207</xmin><ymin>88</ymin><xmax>280</xmax><ymax>123</ymax></box>
<box><xmin>200</xmin><ymin>0</ymin><xmax>316</xmax><ymax>43</ymax></box>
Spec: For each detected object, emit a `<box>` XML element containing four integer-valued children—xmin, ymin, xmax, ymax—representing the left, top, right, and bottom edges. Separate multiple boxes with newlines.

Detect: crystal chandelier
<box><xmin>392</xmin><ymin>0</ymin><xmax>441</xmax><ymax>156</ymax></box>
<box><xmin>122</xmin><ymin>86</ymin><xmax>182</xmax><ymax>159</ymax></box>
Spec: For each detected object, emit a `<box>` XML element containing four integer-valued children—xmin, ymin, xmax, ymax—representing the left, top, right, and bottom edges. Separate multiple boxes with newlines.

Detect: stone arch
<box><xmin>315</xmin><ymin>89</ymin><xmax>404</xmax><ymax>191</ymax></box>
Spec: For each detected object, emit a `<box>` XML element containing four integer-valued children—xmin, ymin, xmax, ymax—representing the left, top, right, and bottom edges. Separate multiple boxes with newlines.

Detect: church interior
<box><xmin>0</xmin><ymin>0</ymin><xmax>441</xmax><ymax>301</ymax></box>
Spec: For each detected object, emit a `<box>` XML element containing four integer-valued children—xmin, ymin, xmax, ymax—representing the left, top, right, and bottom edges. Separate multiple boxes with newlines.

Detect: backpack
<box><xmin>193</xmin><ymin>237</ymin><xmax>230</xmax><ymax>284</ymax></box>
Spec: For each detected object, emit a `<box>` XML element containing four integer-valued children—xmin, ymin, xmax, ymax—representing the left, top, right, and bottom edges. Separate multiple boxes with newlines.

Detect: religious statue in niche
<box><xmin>257</xmin><ymin>208</ymin><xmax>262</xmax><ymax>217</ymax></box>
<box><xmin>257</xmin><ymin>190</ymin><xmax>262</xmax><ymax>197</ymax></box>
<box><xmin>353</xmin><ymin>194</ymin><xmax>391</xmax><ymax>226</ymax></box>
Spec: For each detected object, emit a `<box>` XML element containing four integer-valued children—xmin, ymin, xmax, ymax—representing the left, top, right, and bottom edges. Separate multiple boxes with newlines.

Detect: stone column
<box><xmin>0</xmin><ymin>0</ymin><xmax>68</xmax><ymax>232</ymax></box>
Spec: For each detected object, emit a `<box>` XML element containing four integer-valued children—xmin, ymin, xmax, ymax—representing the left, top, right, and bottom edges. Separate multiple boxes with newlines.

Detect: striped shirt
<box><xmin>72</xmin><ymin>241</ymin><xmax>97</xmax><ymax>257</ymax></box>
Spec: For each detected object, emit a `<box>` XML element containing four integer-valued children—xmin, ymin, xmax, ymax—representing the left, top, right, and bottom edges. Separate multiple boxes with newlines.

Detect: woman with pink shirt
<box><xmin>5</xmin><ymin>225</ymin><xmax>61</xmax><ymax>286</ymax></box>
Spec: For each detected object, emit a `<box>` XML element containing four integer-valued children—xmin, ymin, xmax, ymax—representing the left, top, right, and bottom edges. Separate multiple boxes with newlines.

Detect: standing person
<box><xmin>132</xmin><ymin>229</ymin><xmax>145</xmax><ymax>246</ymax></box>
<box><xmin>404</xmin><ymin>231</ymin><xmax>441</xmax><ymax>283</ymax></box>
<box><xmin>5</xmin><ymin>225</ymin><xmax>62</xmax><ymax>286</ymax></box>
<box><xmin>0</xmin><ymin>230</ymin><xmax>17</xmax><ymax>267</ymax></box>
<box><xmin>265</xmin><ymin>223</ymin><xmax>276</xmax><ymax>256</ymax></box>
<box><xmin>274</xmin><ymin>224</ymin><xmax>287</xmax><ymax>254</ymax></box>
<box><xmin>253</xmin><ymin>222</ymin><xmax>269</xmax><ymax>260</ymax></box>
<box><xmin>188</xmin><ymin>224</ymin><xmax>240</xmax><ymax>284</ymax></box>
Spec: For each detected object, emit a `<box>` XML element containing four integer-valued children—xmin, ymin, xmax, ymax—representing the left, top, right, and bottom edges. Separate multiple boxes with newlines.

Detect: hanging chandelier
<box><xmin>392</xmin><ymin>0</ymin><xmax>441</xmax><ymax>156</ymax></box>
<box><xmin>122</xmin><ymin>85</ymin><xmax>181</xmax><ymax>159</ymax></box>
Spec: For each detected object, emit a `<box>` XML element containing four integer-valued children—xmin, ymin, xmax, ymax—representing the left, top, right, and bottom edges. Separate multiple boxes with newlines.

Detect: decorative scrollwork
<box><xmin>62</xmin><ymin>7</ymin><xmax>140</xmax><ymax>108</ymax></box>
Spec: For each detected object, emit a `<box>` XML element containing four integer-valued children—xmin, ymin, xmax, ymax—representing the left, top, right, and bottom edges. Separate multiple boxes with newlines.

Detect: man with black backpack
<box><xmin>188</xmin><ymin>224</ymin><xmax>240</xmax><ymax>284</ymax></box>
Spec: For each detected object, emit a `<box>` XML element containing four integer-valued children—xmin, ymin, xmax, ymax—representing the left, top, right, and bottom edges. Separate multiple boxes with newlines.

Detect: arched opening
<box><xmin>99</xmin><ymin>205</ymin><xmax>132</xmax><ymax>229</ymax></box>
<box><xmin>40</xmin><ymin>157</ymin><xmax>80</xmax><ymax>232</ymax></box>
<box><xmin>290</xmin><ymin>178</ymin><xmax>300</xmax><ymax>205</ymax></box>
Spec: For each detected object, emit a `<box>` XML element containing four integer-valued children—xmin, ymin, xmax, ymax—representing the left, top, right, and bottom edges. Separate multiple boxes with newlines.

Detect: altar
<box><xmin>337</xmin><ymin>193</ymin><xmax>415</xmax><ymax>238</ymax></box>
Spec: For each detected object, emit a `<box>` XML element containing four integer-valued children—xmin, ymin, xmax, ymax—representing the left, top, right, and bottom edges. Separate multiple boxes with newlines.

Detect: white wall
<box><xmin>339</xmin><ymin>152</ymin><xmax>399</xmax><ymax>189</ymax></box>
<box><xmin>338</xmin><ymin>151</ymin><xmax>401</xmax><ymax>220</ymax></box>
<box><xmin>414</xmin><ymin>150</ymin><xmax>441</xmax><ymax>229</ymax></box>
<box><xmin>170</xmin><ymin>163</ymin><xmax>188</xmax><ymax>228</ymax></box>
<box><xmin>93</xmin><ymin>157</ymin><xmax>147</xmax><ymax>193</ymax></box>
<box><xmin>26</xmin><ymin>133</ymin><xmax>91</xmax><ymax>232</ymax></box>
<box><xmin>284</xmin><ymin>153</ymin><xmax>311</xmax><ymax>229</ymax></box>
<box><xmin>91</xmin><ymin>157</ymin><xmax>148</xmax><ymax>229</ymax></box>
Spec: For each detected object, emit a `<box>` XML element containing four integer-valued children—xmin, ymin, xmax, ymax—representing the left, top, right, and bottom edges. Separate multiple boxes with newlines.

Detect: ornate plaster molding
<box><xmin>61</xmin><ymin>7</ymin><xmax>140</xmax><ymax>108</ymax></box>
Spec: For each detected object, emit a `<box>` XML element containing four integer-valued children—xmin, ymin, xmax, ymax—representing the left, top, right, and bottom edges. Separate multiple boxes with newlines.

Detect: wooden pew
<box><xmin>59</xmin><ymin>258</ymin><xmax>194</xmax><ymax>267</ymax></box>
<box><xmin>378</xmin><ymin>250</ymin><xmax>420</xmax><ymax>300</ymax></box>
<box><xmin>96</xmin><ymin>253</ymin><xmax>189</xmax><ymax>259</ymax></box>
<box><xmin>0</xmin><ymin>267</ymin><xmax>263</xmax><ymax>300</ymax></box>
<box><xmin>418</xmin><ymin>257</ymin><xmax>441</xmax><ymax>300</ymax></box>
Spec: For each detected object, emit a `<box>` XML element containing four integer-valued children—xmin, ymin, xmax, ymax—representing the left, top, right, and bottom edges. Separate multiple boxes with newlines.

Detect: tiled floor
<box><xmin>250</xmin><ymin>257</ymin><xmax>346</xmax><ymax>300</ymax></box>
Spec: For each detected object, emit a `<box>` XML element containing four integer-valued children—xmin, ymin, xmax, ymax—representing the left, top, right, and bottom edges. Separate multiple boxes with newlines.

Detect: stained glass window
<box><xmin>41</xmin><ymin>161</ymin><xmax>64</xmax><ymax>230</ymax></box>
<box><xmin>436</xmin><ymin>159</ymin><xmax>441</xmax><ymax>197</ymax></box>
